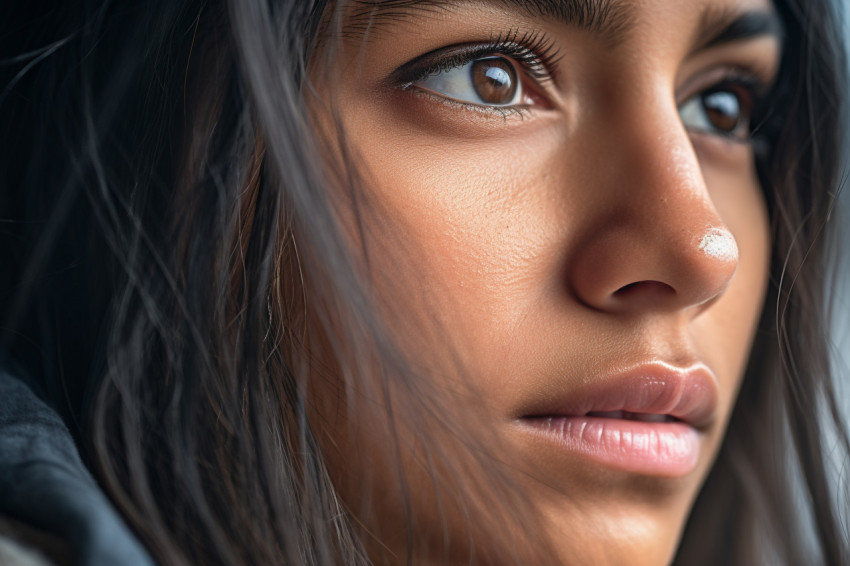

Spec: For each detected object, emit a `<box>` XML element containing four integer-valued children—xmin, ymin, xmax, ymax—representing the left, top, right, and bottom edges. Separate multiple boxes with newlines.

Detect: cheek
<box><xmin>313</xmin><ymin>67</ymin><xmax>774</xmax><ymax>564</ymax></box>
<box><xmin>692</xmin><ymin>152</ymin><xmax>771</xmax><ymax>417</ymax></box>
<box><xmin>346</xmin><ymin>117</ymin><xmax>571</xmax><ymax>357</ymax></box>
<box><xmin>343</xmin><ymin>115</ymin><xmax>772</xmax><ymax>412</ymax></box>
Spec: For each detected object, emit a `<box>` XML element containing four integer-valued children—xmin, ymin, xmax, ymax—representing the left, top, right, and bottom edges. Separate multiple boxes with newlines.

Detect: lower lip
<box><xmin>520</xmin><ymin>416</ymin><xmax>701</xmax><ymax>477</ymax></box>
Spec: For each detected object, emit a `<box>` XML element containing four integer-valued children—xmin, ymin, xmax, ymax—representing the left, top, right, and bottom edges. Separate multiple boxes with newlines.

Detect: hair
<box><xmin>1</xmin><ymin>0</ymin><xmax>848</xmax><ymax>564</ymax></box>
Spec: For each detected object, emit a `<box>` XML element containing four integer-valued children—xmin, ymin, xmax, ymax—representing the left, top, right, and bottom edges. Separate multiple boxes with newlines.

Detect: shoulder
<box><xmin>0</xmin><ymin>364</ymin><xmax>155</xmax><ymax>566</ymax></box>
<box><xmin>0</xmin><ymin>514</ymin><xmax>72</xmax><ymax>566</ymax></box>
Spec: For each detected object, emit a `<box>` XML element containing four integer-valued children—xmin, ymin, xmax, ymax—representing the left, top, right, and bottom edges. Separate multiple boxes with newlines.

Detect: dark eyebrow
<box><xmin>694</xmin><ymin>8</ymin><xmax>785</xmax><ymax>52</ymax></box>
<box><xmin>345</xmin><ymin>0</ymin><xmax>634</xmax><ymax>44</ymax></box>
<box><xmin>344</xmin><ymin>1</ymin><xmax>783</xmax><ymax>52</ymax></box>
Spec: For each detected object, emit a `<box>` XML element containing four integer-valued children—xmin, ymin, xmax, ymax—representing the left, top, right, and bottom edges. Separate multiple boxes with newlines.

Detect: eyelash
<box><xmin>389</xmin><ymin>29</ymin><xmax>560</xmax><ymax>116</ymax></box>
<box><xmin>683</xmin><ymin>69</ymin><xmax>771</xmax><ymax>143</ymax></box>
<box><xmin>390</xmin><ymin>32</ymin><xmax>773</xmax><ymax>138</ymax></box>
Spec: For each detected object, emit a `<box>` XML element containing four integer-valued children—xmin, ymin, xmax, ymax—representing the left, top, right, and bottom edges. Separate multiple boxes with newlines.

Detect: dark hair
<box><xmin>676</xmin><ymin>1</ymin><xmax>850</xmax><ymax>563</ymax></box>
<box><xmin>1</xmin><ymin>0</ymin><xmax>848</xmax><ymax>564</ymax></box>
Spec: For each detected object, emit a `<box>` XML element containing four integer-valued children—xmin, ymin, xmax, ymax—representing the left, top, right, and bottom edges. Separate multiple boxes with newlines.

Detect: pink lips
<box><xmin>518</xmin><ymin>362</ymin><xmax>718</xmax><ymax>477</ymax></box>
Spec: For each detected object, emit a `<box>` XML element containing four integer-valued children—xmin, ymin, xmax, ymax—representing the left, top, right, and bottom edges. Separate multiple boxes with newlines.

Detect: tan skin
<box><xmin>308</xmin><ymin>0</ymin><xmax>780</xmax><ymax>563</ymax></box>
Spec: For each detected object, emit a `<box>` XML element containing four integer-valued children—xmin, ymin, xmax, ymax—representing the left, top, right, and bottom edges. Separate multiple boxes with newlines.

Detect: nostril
<box><xmin>613</xmin><ymin>280</ymin><xmax>676</xmax><ymax>301</ymax></box>
<box><xmin>571</xmin><ymin>224</ymin><xmax>739</xmax><ymax>313</ymax></box>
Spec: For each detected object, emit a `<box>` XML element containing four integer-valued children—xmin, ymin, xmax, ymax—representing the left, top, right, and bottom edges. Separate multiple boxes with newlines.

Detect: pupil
<box><xmin>471</xmin><ymin>57</ymin><xmax>517</xmax><ymax>105</ymax></box>
<box><xmin>703</xmin><ymin>91</ymin><xmax>740</xmax><ymax>133</ymax></box>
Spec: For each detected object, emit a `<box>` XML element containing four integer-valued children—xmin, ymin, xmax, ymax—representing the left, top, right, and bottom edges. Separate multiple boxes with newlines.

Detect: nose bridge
<box><xmin>624</xmin><ymin>110</ymin><xmax>721</xmax><ymax>243</ymax></box>
<box><xmin>569</xmin><ymin>96</ymin><xmax>739</xmax><ymax>314</ymax></box>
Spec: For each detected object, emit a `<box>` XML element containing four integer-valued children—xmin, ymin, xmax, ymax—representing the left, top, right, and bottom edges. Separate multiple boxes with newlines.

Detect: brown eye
<box><xmin>702</xmin><ymin>90</ymin><xmax>745</xmax><ymax>133</ymax></box>
<box><xmin>470</xmin><ymin>57</ymin><xmax>518</xmax><ymax>105</ymax></box>
<box><xmin>679</xmin><ymin>85</ymin><xmax>754</xmax><ymax>139</ymax></box>
<box><xmin>414</xmin><ymin>55</ymin><xmax>523</xmax><ymax>107</ymax></box>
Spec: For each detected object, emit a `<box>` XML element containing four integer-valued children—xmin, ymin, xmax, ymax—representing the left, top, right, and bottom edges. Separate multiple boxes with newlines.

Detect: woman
<box><xmin>1</xmin><ymin>0</ymin><xmax>848</xmax><ymax>564</ymax></box>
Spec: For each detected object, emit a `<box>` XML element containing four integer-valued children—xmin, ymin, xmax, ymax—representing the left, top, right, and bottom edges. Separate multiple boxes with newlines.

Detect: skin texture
<box><xmin>308</xmin><ymin>0</ymin><xmax>779</xmax><ymax>563</ymax></box>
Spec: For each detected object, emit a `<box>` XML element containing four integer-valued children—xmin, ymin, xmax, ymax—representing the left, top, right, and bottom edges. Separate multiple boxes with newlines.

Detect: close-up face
<box><xmin>308</xmin><ymin>0</ymin><xmax>780</xmax><ymax>563</ymax></box>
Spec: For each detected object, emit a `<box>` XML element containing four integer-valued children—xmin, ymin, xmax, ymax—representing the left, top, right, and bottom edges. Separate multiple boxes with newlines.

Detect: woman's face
<box><xmin>309</xmin><ymin>0</ymin><xmax>779</xmax><ymax>563</ymax></box>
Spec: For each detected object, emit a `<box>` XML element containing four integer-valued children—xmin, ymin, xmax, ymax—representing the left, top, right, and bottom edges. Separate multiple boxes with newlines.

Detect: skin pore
<box><xmin>308</xmin><ymin>0</ymin><xmax>781</xmax><ymax>563</ymax></box>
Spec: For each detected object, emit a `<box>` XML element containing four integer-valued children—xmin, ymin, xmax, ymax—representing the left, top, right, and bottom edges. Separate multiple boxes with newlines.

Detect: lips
<box><xmin>516</xmin><ymin>362</ymin><xmax>718</xmax><ymax>477</ymax></box>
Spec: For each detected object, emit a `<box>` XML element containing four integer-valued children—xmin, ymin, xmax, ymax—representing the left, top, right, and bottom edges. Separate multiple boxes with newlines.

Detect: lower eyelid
<box><xmin>688</xmin><ymin>130</ymin><xmax>754</xmax><ymax>159</ymax></box>
<box><xmin>403</xmin><ymin>86</ymin><xmax>533</xmax><ymax>120</ymax></box>
<box><xmin>413</xmin><ymin>56</ymin><xmax>534</xmax><ymax>108</ymax></box>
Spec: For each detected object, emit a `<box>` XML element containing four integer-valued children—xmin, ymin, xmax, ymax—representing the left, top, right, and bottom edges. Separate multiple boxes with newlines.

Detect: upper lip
<box><xmin>519</xmin><ymin>361</ymin><xmax>719</xmax><ymax>430</ymax></box>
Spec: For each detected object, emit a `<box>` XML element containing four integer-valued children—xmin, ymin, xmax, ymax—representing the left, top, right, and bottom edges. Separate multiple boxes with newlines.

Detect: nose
<box><xmin>569</xmin><ymin>105</ymin><xmax>738</xmax><ymax>316</ymax></box>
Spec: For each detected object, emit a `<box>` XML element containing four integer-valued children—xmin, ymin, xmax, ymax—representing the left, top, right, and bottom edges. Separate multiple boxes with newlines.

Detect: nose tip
<box><xmin>692</xmin><ymin>226</ymin><xmax>740</xmax><ymax>301</ymax></box>
<box><xmin>570</xmin><ymin>221</ymin><xmax>739</xmax><ymax>315</ymax></box>
<box><xmin>698</xmin><ymin>227</ymin><xmax>739</xmax><ymax>265</ymax></box>
<box><xmin>567</xmin><ymin>96</ymin><xmax>743</xmax><ymax>317</ymax></box>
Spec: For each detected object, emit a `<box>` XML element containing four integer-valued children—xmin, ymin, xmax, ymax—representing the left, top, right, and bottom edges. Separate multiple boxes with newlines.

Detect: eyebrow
<box><xmin>694</xmin><ymin>7</ymin><xmax>785</xmax><ymax>52</ymax></box>
<box><xmin>345</xmin><ymin>0</ymin><xmax>633</xmax><ymax>44</ymax></box>
<box><xmin>345</xmin><ymin>0</ymin><xmax>784</xmax><ymax>51</ymax></box>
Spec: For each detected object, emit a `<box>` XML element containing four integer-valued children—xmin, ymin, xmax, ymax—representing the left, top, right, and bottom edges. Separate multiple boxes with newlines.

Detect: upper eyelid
<box><xmin>678</xmin><ymin>73</ymin><xmax>770</xmax><ymax>127</ymax></box>
<box><xmin>389</xmin><ymin>46</ymin><xmax>542</xmax><ymax>87</ymax></box>
<box><xmin>387</xmin><ymin>31</ymin><xmax>560</xmax><ymax>87</ymax></box>
<box><xmin>390</xmin><ymin>50</ymin><xmax>545</xmax><ymax>117</ymax></box>
<box><xmin>675</xmin><ymin>59</ymin><xmax>778</xmax><ymax>102</ymax></box>
<box><xmin>678</xmin><ymin>74</ymin><xmax>764</xmax><ymax>108</ymax></box>
<box><xmin>679</xmin><ymin>80</ymin><xmax>765</xmax><ymax>143</ymax></box>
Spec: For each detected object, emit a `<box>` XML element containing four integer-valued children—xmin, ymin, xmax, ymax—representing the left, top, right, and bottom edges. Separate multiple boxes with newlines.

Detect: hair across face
<box><xmin>4</xmin><ymin>0</ymin><xmax>848</xmax><ymax>564</ymax></box>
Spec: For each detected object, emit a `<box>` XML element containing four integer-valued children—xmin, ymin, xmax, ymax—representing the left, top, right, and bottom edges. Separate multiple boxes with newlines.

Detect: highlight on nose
<box><xmin>698</xmin><ymin>227</ymin><xmax>739</xmax><ymax>264</ymax></box>
<box><xmin>570</xmin><ymin>223</ymin><xmax>740</xmax><ymax>315</ymax></box>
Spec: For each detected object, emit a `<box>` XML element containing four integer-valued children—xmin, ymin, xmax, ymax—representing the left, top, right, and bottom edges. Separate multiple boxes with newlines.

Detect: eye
<box><xmin>679</xmin><ymin>84</ymin><xmax>754</xmax><ymax>140</ymax></box>
<box><xmin>389</xmin><ymin>31</ymin><xmax>559</xmax><ymax>116</ymax></box>
<box><xmin>415</xmin><ymin>56</ymin><xmax>523</xmax><ymax>106</ymax></box>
